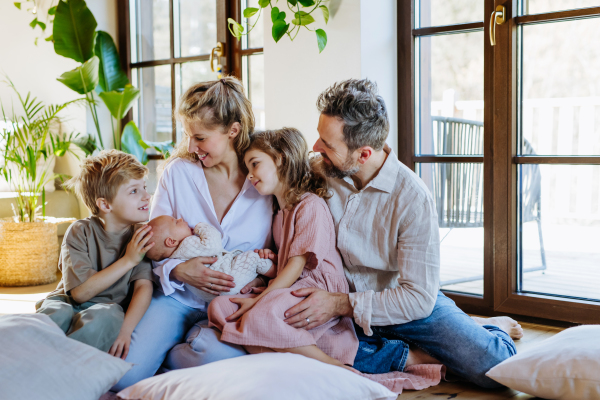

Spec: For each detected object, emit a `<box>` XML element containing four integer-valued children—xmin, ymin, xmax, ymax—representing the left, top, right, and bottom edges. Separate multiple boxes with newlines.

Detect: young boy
<box><xmin>36</xmin><ymin>150</ymin><xmax>155</xmax><ymax>360</ymax></box>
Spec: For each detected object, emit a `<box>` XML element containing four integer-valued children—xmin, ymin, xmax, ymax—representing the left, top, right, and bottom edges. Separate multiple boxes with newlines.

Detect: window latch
<box><xmin>489</xmin><ymin>5</ymin><xmax>506</xmax><ymax>46</ymax></box>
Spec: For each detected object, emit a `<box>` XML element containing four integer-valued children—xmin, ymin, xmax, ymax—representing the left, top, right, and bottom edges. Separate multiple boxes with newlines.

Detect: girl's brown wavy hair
<box><xmin>247</xmin><ymin>128</ymin><xmax>330</xmax><ymax>211</ymax></box>
<box><xmin>162</xmin><ymin>76</ymin><xmax>254</xmax><ymax>169</ymax></box>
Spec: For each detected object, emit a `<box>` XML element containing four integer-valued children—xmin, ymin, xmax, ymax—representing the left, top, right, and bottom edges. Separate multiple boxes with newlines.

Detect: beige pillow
<box><xmin>486</xmin><ymin>325</ymin><xmax>600</xmax><ymax>400</ymax></box>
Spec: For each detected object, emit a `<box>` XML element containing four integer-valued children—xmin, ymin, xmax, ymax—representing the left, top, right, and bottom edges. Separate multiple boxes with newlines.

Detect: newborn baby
<box><xmin>146</xmin><ymin>215</ymin><xmax>275</xmax><ymax>303</ymax></box>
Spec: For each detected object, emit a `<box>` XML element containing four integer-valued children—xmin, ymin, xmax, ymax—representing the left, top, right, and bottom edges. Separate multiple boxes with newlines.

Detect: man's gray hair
<box><xmin>316</xmin><ymin>79</ymin><xmax>389</xmax><ymax>151</ymax></box>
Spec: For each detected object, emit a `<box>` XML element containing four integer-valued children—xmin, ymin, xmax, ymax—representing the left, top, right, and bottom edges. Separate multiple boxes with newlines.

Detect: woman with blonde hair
<box><xmin>113</xmin><ymin>77</ymin><xmax>273</xmax><ymax>390</ymax></box>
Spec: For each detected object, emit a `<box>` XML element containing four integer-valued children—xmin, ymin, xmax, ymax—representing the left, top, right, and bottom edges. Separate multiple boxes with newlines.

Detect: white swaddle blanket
<box><xmin>171</xmin><ymin>222</ymin><xmax>273</xmax><ymax>303</ymax></box>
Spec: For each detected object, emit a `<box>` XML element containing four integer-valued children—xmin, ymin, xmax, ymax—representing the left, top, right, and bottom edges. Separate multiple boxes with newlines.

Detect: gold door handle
<box><xmin>210</xmin><ymin>42</ymin><xmax>225</xmax><ymax>76</ymax></box>
<box><xmin>489</xmin><ymin>5</ymin><xmax>506</xmax><ymax>46</ymax></box>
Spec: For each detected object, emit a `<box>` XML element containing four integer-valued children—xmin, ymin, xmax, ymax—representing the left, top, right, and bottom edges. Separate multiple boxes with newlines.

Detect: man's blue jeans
<box><xmin>353</xmin><ymin>292</ymin><xmax>517</xmax><ymax>389</ymax></box>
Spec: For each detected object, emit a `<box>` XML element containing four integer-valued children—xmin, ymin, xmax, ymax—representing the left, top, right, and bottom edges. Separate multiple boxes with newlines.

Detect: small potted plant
<box><xmin>0</xmin><ymin>78</ymin><xmax>93</xmax><ymax>286</ymax></box>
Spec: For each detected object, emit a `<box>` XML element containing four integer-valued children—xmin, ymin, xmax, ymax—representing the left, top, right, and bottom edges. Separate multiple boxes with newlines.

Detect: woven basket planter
<box><xmin>0</xmin><ymin>217</ymin><xmax>73</xmax><ymax>287</ymax></box>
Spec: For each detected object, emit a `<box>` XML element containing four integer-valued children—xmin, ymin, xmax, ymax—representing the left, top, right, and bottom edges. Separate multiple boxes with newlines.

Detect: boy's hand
<box><xmin>226</xmin><ymin>296</ymin><xmax>258</xmax><ymax>322</ymax></box>
<box><xmin>254</xmin><ymin>248</ymin><xmax>277</xmax><ymax>264</ymax></box>
<box><xmin>124</xmin><ymin>225</ymin><xmax>154</xmax><ymax>267</ymax></box>
<box><xmin>109</xmin><ymin>330</ymin><xmax>132</xmax><ymax>360</ymax></box>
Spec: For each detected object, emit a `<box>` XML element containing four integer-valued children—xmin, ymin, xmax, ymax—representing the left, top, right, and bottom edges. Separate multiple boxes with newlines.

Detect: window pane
<box><xmin>520</xmin><ymin>18</ymin><xmax>600</xmax><ymax>156</ymax></box>
<box><xmin>130</xmin><ymin>0</ymin><xmax>170</xmax><ymax>62</ymax></box>
<box><xmin>179</xmin><ymin>61</ymin><xmax>219</xmax><ymax>93</ymax></box>
<box><xmin>242</xmin><ymin>54</ymin><xmax>265</xmax><ymax>129</ymax></box>
<box><xmin>417</xmin><ymin>32</ymin><xmax>484</xmax><ymax>155</ymax></box>
<box><xmin>418</xmin><ymin>0</ymin><xmax>484</xmax><ymax>28</ymax></box>
<box><xmin>134</xmin><ymin>65</ymin><xmax>172</xmax><ymax>143</ymax></box>
<box><xmin>522</xmin><ymin>0</ymin><xmax>600</xmax><ymax>15</ymax></box>
<box><xmin>176</xmin><ymin>0</ymin><xmax>217</xmax><ymax>57</ymax></box>
<box><xmin>417</xmin><ymin>163</ymin><xmax>484</xmax><ymax>296</ymax></box>
<box><xmin>519</xmin><ymin>164</ymin><xmax>600</xmax><ymax>301</ymax></box>
<box><xmin>242</xmin><ymin>0</ymin><xmax>264</xmax><ymax>49</ymax></box>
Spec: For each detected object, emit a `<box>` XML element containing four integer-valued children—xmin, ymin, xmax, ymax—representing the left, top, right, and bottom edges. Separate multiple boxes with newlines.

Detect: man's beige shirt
<box><xmin>326</xmin><ymin>148</ymin><xmax>440</xmax><ymax>336</ymax></box>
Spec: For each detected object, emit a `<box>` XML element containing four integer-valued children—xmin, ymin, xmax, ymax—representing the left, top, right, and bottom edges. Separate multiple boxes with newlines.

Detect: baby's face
<box><xmin>156</xmin><ymin>216</ymin><xmax>194</xmax><ymax>241</ymax></box>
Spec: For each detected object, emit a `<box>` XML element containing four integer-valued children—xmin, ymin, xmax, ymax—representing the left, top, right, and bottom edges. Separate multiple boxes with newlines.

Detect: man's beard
<box><xmin>319</xmin><ymin>153</ymin><xmax>360</xmax><ymax>179</ymax></box>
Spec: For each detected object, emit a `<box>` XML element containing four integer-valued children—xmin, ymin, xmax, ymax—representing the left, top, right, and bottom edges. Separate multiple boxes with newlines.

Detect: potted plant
<box><xmin>0</xmin><ymin>78</ymin><xmax>93</xmax><ymax>286</ymax></box>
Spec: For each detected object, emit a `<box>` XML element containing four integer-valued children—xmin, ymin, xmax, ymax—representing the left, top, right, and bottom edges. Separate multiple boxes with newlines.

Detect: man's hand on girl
<box><xmin>285</xmin><ymin>288</ymin><xmax>353</xmax><ymax>330</ymax></box>
<box><xmin>226</xmin><ymin>297</ymin><xmax>258</xmax><ymax>321</ymax></box>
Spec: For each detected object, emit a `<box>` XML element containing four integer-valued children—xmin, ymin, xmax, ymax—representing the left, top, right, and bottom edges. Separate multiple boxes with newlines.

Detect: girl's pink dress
<box><xmin>208</xmin><ymin>193</ymin><xmax>359</xmax><ymax>365</ymax></box>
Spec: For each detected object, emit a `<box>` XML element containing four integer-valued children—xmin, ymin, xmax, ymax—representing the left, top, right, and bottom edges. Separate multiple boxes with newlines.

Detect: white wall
<box><xmin>264</xmin><ymin>0</ymin><xmax>398</xmax><ymax>153</ymax></box>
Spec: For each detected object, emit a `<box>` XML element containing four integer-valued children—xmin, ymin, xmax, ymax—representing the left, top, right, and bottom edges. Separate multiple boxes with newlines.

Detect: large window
<box><xmin>399</xmin><ymin>1</ymin><xmax>600</xmax><ymax>323</ymax></box>
<box><xmin>118</xmin><ymin>0</ymin><xmax>265</xmax><ymax>191</ymax></box>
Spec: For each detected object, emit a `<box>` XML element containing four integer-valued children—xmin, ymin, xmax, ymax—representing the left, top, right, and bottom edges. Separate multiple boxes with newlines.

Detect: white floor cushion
<box><xmin>486</xmin><ymin>325</ymin><xmax>600</xmax><ymax>400</ymax></box>
<box><xmin>117</xmin><ymin>352</ymin><xmax>397</xmax><ymax>400</ymax></box>
<box><xmin>0</xmin><ymin>313</ymin><xmax>132</xmax><ymax>400</ymax></box>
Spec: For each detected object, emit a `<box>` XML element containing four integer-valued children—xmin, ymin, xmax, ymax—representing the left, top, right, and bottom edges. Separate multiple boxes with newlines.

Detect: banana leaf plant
<box><xmin>27</xmin><ymin>0</ymin><xmax>173</xmax><ymax>164</ymax></box>
<box><xmin>0</xmin><ymin>78</ymin><xmax>94</xmax><ymax>222</ymax></box>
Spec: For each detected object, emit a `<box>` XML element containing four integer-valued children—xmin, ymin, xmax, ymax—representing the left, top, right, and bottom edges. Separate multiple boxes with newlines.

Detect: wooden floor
<box><xmin>0</xmin><ymin>279</ymin><xmax>565</xmax><ymax>399</ymax></box>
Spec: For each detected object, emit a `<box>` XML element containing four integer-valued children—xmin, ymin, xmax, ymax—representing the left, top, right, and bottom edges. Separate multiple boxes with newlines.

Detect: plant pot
<box><xmin>0</xmin><ymin>217</ymin><xmax>74</xmax><ymax>287</ymax></box>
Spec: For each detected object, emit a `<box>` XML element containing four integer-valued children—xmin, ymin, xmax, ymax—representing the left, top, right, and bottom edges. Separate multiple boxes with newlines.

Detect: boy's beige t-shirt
<box><xmin>48</xmin><ymin>216</ymin><xmax>153</xmax><ymax>305</ymax></box>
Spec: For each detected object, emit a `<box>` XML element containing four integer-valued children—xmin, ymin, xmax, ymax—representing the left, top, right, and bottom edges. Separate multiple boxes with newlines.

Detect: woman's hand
<box><xmin>226</xmin><ymin>296</ymin><xmax>258</xmax><ymax>321</ymax></box>
<box><xmin>171</xmin><ymin>257</ymin><xmax>235</xmax><ymax>296</ymax></box>
<box><xmin>240</xmin><ymin>276</ymin><xmax>267</xmax><ymax>294</ymax></box>
<box><xmin>109</xmin><ymin>330</ymin><xmax>132</xmax><ymax>360</ymax></box>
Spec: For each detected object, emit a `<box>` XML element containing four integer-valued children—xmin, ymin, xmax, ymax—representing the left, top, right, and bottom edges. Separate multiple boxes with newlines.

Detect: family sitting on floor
<box><xmin>35</xmin><ymin>77</ymin><xmax>524</xmax><ymax>392</ymax></box>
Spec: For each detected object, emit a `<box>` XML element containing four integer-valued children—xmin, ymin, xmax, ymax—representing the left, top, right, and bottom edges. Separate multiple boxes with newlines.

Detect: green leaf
<box><xmin>227</xmin><ymin>18</ymin><xmax>244</xmax><ymax>38</ymax></box>
<box><xmin>272</xmin><ymin>20</ymin><xmax>289</xmax><ymax>42</ymax></box>
<box><xmin>14</xmin><ymin>2</ymin><xmax>21</xmax><ymax>10</ymax></box>
<box><xmin>287</xmin><ymin>0</ymin><xmax>297</xmax><ymax>6</ymax></box>
<box><xmin>244</xmin><ymin>7</ymin><xmax>259</xmax><ymax>18</ymax></box>
<box><xmin>316</xmin><ymin>29</ymin><xmax>327</xmax><ymax>53</ymax></box>
<box><xmin>292</xmin><ymin>12</ymin><xmax>315</xmax><ymax>26</ymax></box>
<box><xmin>297</xmin><ymin>0</ymin><xmax>315</xmax><ymax>6</ymax></box>
<box><xmin>258</xmin><ymin>0</ymin><xmax>270</xmax><ymax>7</ymax></box>
<box><xmin>94</xmin><ymin>31</ymin><xmax>129</xmax><ymax>93</ymax></box>
<box><xmin>56</xmin><ymin>56</ymin><xmax>99</xmax><ymax>94</ymax></box>
<box><xmin>144</xmin><ymin>140</ymin><xmax>174</xmax><ymax>159</ymax></box>
<box><xmin>98</xmin><ymin>84</ymin><xmax>140</xmax><ymax>120</ymax></box>
<box><xmin>48</xmin><ymin>6</ymin><xmax>57</xmax><ymax>15</ymax></box>
<box><xmin>121</xmin><ymin>121</ymin><xmax>148</xmax><ymax>164</ymax></box>
<box><xmin>271</xmin><ymin>7</ymin><xmax>285</xmax><ymax>22</ymax></box>
<box><xmin>30</xmin><ymin>18</ymin><xmax>38</xmax><ymax>29</ymax></box>
<box><xmin>271</xmin><ymin>7</ymin><xmax>279</xmax><ymax>22</ymax></box>
<box><xmin>45</xmin><ymin>35</ymin><xmax>53</xmax><ymax>42</ymax></box>
<box><xmin>37</xmin><ymin>21</ymin><xmax>46</xmax><ymax>30</ymax></box>
<box><xmin>319</xmin><ymin>5</ymin><xmax>329</xmax><ymax>24</ymax></box>
<box><xmin>53</xmin><ymin>0</ymin><xmax>97</xmax><ymax>63</ymax></box>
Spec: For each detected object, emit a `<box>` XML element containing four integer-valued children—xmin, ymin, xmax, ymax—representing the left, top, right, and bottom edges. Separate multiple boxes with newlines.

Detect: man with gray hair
<box><xmin>282</xmin><ymin>78</ymin><xmax>523</xmax><ymax>388</ymax></box>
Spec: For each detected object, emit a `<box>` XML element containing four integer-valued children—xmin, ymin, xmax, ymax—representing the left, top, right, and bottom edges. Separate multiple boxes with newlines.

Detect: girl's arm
<box><xmin>225</xmin><ymin>254</ymin><xmax>307</xmax><ymax>321</ymax></box>
<box><xmin>108</xmin><ymin>279</ymin><xmax>153</xmax><ymax>359</ymax></box>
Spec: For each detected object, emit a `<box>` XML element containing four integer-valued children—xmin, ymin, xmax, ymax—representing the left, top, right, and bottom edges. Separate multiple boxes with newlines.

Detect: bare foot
<box><xmin>471</xmin><ymin>316</ymin><xmax>524</xmax><ymax>340</ymax></box>
<box><xmin>405</xmin><ymin>347</ymin><xmax>440</xmax><ymax>367</ymax></box>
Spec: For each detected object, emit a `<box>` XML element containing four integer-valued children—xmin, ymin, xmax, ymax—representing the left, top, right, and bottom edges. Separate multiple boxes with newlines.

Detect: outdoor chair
<box><xmin>428</xmin><ymin>116</ymin><xmax>547</xmax><ymax>287</ymax></box>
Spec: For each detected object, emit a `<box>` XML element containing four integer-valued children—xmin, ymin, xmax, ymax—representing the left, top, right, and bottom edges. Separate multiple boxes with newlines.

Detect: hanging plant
<box><xmin>229</xmin><ymin>0</ymin><xmax>329</xmax><ymax>53</ymax></box>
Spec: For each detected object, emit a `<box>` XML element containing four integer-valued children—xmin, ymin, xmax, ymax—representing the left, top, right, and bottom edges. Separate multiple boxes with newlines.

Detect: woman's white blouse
<box><xmin>149</xmin><ymin>158</ymin><xmax>273</xmax><ymax>310</ymax></box>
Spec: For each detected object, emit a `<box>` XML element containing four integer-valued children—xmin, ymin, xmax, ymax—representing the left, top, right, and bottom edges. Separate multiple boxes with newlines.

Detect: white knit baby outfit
<box><xmin>171</xmin><ymin>222</ymin><xmax>273</xmax><ymax>303</ymax></box>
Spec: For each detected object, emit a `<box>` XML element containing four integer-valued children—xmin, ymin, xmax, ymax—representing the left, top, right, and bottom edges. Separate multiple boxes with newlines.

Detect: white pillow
<box><xmin>486</xmin><ymin>325</ymin><xmax>600</xmax><ymax>400</ymax></box>
<box><xmin>117</xmin><ymin>353</ymin><xmax>397</xmax><ymax>400</ymax></box>
<box><xmin>0</xmin><ymin>313</ymin><xmax>132</xmax><ymax>400</ymax></box>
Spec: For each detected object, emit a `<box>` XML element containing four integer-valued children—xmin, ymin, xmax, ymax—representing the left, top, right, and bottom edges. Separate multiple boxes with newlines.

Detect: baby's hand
<box><xmin>254</xmin><ymin>249</ymin><xmax>277</xmax><ymax>264</ymax></box>
<box><xmin>109</xmin><ymin>331</ymin><xmax>132</xmax><ymax>360</ymax></box>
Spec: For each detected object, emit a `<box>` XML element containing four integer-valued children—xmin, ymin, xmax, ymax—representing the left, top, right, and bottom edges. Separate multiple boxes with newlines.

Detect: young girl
<box><xmin>208</xmin><ymin>127</ymin><xmax>359</xmax><ymax>371</ymax></box>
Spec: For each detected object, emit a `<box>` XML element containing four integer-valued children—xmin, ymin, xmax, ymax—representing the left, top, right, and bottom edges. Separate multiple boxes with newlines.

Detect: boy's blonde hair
<box><xmin>165</xmin><ymin>76</ymin><xmax>255</xmax><ymax>166</ymax></box>
<box><xmin>247</xmin><ymin>128</ymin><xmax>330</xmax><ymax>211</ymax></box>
<box><xmin>64</xmin><ymin>150</ymin><xmax>148</xmax><ymax>215</ymax></box>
